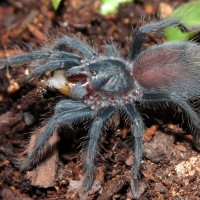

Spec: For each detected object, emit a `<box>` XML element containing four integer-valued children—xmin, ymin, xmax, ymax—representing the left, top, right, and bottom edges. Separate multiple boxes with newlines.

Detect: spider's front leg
<box><xmin>28</xmin><ymin>58</ymin><xmax>80</xmax><ymax>81</ymax></box>
<box><xmin>142</xmin><ymin>92</ymin><xmax>200</xmax><ymax>150</ymax></box>
<box><xmin>20</xmin><ymin>100</ymin><xmax>94</xmax><ymax>171</ymax></box>
<box><xmin>51</xmin><ymin>37</ymin><xmax>97</xmax><ymax>57</ymax></box>
<box><xmin>124</xmin><ymin>104</ymin><xmax>144</xmax><ymax>199</ymax></box>
<box><xmin>28</xmin><ymin>37</ymin><xmax>99</xmax><ymax>80</ymax></box>
<box><xmin>83</xmin><ymin>106</ymin><xmax>115</xmax><ymax>191</ymax></box>
<box><xmin>0</xmin><ymin>50</ymin><xmax>81</xmax><ymax>70</ymax></box>
<box><xmin>0</xmin><ymin>51</ymin><xmax>51</xmax><ymax>69</ymax></box>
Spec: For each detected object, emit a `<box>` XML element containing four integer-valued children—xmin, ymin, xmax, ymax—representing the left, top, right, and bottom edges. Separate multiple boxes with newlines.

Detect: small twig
<box><xmin>0</xmin><ymin>160</ymin><xmax>10</xmax><ymax>168</ymax></box>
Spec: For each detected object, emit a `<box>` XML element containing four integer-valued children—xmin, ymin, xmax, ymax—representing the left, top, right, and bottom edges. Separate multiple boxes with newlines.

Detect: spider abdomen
<box><xmin>133</xmin><ymin>41</ymin><xmax>200</xmax><ymax>97</ymax></box>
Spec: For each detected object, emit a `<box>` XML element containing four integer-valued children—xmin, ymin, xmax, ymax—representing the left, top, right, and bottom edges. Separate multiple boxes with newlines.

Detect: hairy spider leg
<box><xmin>142</xmin><ymin>92</ymin><xmax>200</xmax><ymax>150</ymax></box>
<box><xmin>129</xmin><ymin>18</ymin><xmax>200</xmax><ymax>60</ymax></box>
<box><xmin>54</xmin><ymin>99</ymin><xmax>88</xmax><ymax>113</ymax></box>
<box><xmin>27</xmin><ymin>37</ymin><xmax>100</xmax><ymax>80</ymax></box>
<box><xmin>105</xmin><ymin>43</ymin><xmax>120</xmax><ymax>57</ymax></box>
<box><xmin>28</xmin><ymin>59</ymin><xmax>80</xmax><ymax>81</ymax></box>
<box><xmin>124</xmin><ymin>104</ymin><xmax>144</xmax><ymax>199</ymax></box>
<box><xmin>28</xmin><ymin>37</ymin><xmax>100</xmax><ymax>81</ymax></box>
<box><xmin>20</xmin><ymin>100</ymin><xmax>94</xmax><ymax>171</ymax></box>
<box><xmin>83</xmin><ymin>106</ymin><xmax>115</xmax><ymax>191</ymax></box>
<box><xmin>0</xmin><ymin>51</ymin><xmax>81</xmax><ymax>69</ymax></box>
<box><xmin>0</xmin><ymin>51</ymin><xmax>51</xmax><ymax>69</ymax></box>
<box><xmin>52</xmin><ymin>37</ymin><xmax>98</xmax><ymax>57</ymax></box>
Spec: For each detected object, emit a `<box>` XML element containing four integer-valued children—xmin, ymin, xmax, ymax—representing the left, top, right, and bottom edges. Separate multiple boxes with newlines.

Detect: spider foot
<box><xmin>131</xmin><ymin>178</ymin><xmax>139</xmax><ymax>199</ymax></box>
<box><xmin>82</xmin><ymin>173</ymin><xmax>94</xmax><ymax>192</ymax></box>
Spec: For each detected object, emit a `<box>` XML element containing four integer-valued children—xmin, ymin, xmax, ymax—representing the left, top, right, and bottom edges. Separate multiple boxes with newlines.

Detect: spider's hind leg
<box><xmin>170</xmin><ymin>95</ymin><xmax>200</xmax><ymax>150</ymax></box>
<box><xmin>142</xmin><ymin>92</ymin><xmax>200</xmax><ymax>150</ymax></box>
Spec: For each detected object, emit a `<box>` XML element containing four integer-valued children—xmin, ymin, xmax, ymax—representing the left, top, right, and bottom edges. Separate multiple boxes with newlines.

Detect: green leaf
<box><xmin>164</xmin><ymin>1</ymin><xmax>200</xmax><ymax>41</ymax></box>
<box><xmin>99</xmin><ymin>0</ymin><xmax>133</xmax><ymax>15</ymax></box>
<box><xmin>52</xmin><ymin>0</ymin><xmax>62</xmax><ymax>10</ymax></box>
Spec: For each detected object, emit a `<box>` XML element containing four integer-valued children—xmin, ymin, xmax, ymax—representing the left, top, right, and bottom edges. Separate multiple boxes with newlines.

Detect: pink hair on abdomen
<box><xmin>133</xmin><ymin>47</ymin><xmax>186</xmax><ymax>88</ymax></box>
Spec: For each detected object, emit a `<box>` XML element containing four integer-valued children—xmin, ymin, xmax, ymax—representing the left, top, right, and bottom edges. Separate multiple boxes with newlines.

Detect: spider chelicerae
<box><xmin>0</xmin><ymin>18</ymin><xmax>200</xmax><ymax>198</ymax></box>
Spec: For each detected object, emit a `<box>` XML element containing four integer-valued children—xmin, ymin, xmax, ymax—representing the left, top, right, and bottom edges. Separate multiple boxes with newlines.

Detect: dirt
<box><xmin>0</xmin><ymin>0</ymin><xmax>199</xmax><ymax>199</ymax></box>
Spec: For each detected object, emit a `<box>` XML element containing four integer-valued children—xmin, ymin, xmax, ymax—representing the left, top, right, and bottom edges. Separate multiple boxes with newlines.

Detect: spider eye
<box><xmin>90</xmin><ymin>68</ymin><xmax>97</xmax><ymax>76</ymax></box>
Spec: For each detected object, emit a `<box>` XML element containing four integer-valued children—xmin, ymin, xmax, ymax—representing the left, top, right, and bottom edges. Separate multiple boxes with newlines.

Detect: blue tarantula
<box><xmin>1</xmin><ymin>18</ymin><xmax>200</xmax><ymax>198</ymax></box>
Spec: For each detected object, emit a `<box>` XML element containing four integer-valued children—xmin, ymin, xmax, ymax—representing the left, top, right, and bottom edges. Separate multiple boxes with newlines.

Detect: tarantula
<box><xmin>1</xmin><ymin>18</ymin><xmax>200</xmax><ymax>198</ymax></box>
